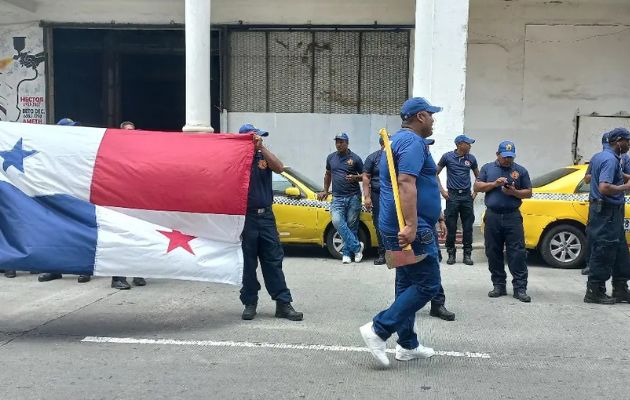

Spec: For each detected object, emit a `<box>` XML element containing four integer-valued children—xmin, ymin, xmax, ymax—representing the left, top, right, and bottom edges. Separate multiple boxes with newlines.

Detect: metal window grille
<box><xmin>228</xmin><ymin>30</ymin><xmax>409</xmax><ymax>114</ymax></box>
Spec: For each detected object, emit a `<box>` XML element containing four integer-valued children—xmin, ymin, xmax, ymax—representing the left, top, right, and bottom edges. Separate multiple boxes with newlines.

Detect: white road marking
<box><xmin>81</xmin><ymin>336</ymin><xmax>491</xmax><ymax>359</ymax></box>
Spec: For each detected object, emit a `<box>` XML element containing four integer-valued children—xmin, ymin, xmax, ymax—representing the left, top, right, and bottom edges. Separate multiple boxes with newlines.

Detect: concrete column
<box><xmin>412</xmin><ymin>0</ymin><xmax>470</xmax><ymax>156</ymax></box>
<box><xmin>183</xmin><ymin>0</ymin><xmax>213</xmax><ymax>133</ymax></box>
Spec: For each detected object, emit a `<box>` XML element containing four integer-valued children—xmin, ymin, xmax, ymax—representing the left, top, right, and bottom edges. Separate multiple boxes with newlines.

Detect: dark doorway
<box><xmin>52</xmin><ymin>27</ymin><xmax>221</xmax><ymax>131</ymax></box>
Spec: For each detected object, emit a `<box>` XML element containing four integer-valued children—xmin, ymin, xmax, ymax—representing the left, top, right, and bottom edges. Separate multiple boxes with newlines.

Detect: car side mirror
<box><xmin>285</xmin><ymin>187</ymin><xmax>301</xmax><ymax>198</ymax></box>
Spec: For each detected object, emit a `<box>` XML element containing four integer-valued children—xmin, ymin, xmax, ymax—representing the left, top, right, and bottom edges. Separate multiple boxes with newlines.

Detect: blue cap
<box><xmin>601</xmin><ymin>131</ymin><xmax>610</xmax><ymax>144</ymax></box>
<box><xmin>454</xmin><ymin>134</ymin><xmax>475</xmax><ymax>145</ymax></box>
<box><xmin>57</xmin><ymin>118</ymin><xmax>78</xmax><ymax>126</ymax></box>
<box><xmin>498</xmin><ymin>140</ymin><xmax>516</xmax><ymax>158</ymax></box>
<box><xmin>334</xmin><ymin>132</ymin><xmax>349</xmax><ymax>141</ymax></box>
<box><xmin>239</xmin><ymin>123</ymin><xmax>269</xmax><ymax>137</ymax></box>
<box><xmin>400</xmin><ymin>97</ymin><xmax>442</xmax><ymax>120</ymax></box>
<box><xmin>426</xmin><ymin>138</ymin><xmax>435</xmax><ymax>146</ymax></box>
<box><xmin>607</xmin><ymin>127</ymin><xmax>630</xmax><ymax>143</ymax></box>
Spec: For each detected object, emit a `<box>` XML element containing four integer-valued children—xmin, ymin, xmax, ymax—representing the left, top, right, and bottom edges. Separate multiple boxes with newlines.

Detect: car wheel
<box><xmin>325</xmin><ymin>226</ymin><xmax>369</xmax><ymax>259</ymax></box>
<box><xmin>539</xmin><ymin>224</ymin><xmax>586</xmax><ymax>269</ymax></box>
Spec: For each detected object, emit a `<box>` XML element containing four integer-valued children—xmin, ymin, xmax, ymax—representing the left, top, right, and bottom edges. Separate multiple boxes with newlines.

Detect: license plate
<box><xmin>625</xmin><ymin>219</ymin><xmax>630</xmax><ymax>232</ymax></box>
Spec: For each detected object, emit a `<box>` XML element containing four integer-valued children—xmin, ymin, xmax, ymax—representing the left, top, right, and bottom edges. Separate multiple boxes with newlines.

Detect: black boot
<box><xmin>612</xmin><ymin>280</ymin><xmax>630</xmax><ymax>303</ymax></box>
<box><xmin>77</xmin><ymin>275</ymin><xmax>91</xmax><ymax>283</ymax></box>
<box><xmin>488</xmin><ymin>285</ymin><xmax>507</xmax><ymax>298</ymax></box>
<box><xmin>513</xmin><ymin>288</ymin><xmax>531</xmax><ymax>303</ymax></box>
<box><xmin>242</xmin><ymin>304</ymin><xmax>257</xmax><ymax>320</ymax></box>
<box><xmin>463</xmin><ymin>251</ymin><xmax>474</xmax><ymax>266</ymax></box>
<box><xmin>373</xmin><ymin>255</ymin><xmax>386</xmax><ymax>265</ymax></box>
<box><xmin>132</xmin><ymin>277</ymin><xmax>147</xmax><ymax>286</ymax></box>
<box><xmin>430</xmin><ymin>304</ymin><xmax>455</xmax><ymax>321</ymax></box>
<box><xmin>38</xmin><ymin>273</ymin><xmax>62</xmax><ymax>282</ymax></box>
<box><xmin>275</xmin><ymin>302</ymin><xmax>303</xmax><ymax>321</ymax></box>
<box><xmin>4</xmin><ymin>270</ymin><xmax>16</xmax><ymax>278</ymax></box>
<box><xmin>584</xmin><ymin>282</ymin><xmax>615</xmax><ymax>304</ymax></box>
<box><xmin>446</xmin><ymin>249</ymin><xmax>456</xmax><ymax>265</ymax></box>
<box><xmin>111</xmin><ymin>277</ymin><xmax>131</xmax><ymax>290</ymax></box>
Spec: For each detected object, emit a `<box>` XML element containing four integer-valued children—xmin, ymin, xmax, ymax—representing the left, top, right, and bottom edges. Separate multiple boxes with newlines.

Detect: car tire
<box><xmin>325</xmin><ymin>225</ymin><xmax>369</xmax><ymax>259</ymax></box>
<box><xmin>539</xmin><ymin>224</ymin><xmax>586</xmax><ymax>269</ymax></box>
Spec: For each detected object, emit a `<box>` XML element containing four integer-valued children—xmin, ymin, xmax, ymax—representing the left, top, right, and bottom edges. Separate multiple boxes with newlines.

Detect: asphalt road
<box><xmin>1</xmin><ymin>247</ymin><xmax>629</xmax><ymax>400</ymax></box>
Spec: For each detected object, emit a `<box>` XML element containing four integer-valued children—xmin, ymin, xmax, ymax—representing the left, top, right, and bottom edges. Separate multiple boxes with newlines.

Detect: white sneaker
<box><xmin>342</xmin><ymin>255</ymin><xmax>351</xmax><ymax>264</ymax></box>
<box><xmin>359</xmin><ymin>322</ymin><xmax>390</xmax><ymax>367</ymax></box>
<box><xmin>354</xmin><ymin>242</ymin><xmax>365</xmax><ymax>263</ymax></box>
<box><xmin>395</xmin><ymin>344</ymin><xmax>436</xmax><ymax>361</ymax></box>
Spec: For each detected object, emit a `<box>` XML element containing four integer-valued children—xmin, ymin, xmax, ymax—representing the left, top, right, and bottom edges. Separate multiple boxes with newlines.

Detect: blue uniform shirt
<box><xmin>378</xmin><ymin>128</ymin><xmax>441</xmax><ymax>234</ymax></box>
<box><xmin>326</xmin><ymin>150</ymin><xmax>364</xmax><ymax>197</ymax></box>
<box><xmin>622</xmin><ymin>153</ymin><xmax>630</xmax><ymax>175</ymax></box>
<box><xmin>478</xmin><ymin>161</ymin><xmax>532</xmax><ymax>212</ymax></box>
<box><xmin>589</xmin><ymin>148</ymin><xmax>625</xmax><ymax>205</ymax></box>
<box><xmin>363</xmin><ymin>149</ymin><xmax>384</xmax><ymax>192</ymax></box>
<box><xmin>438</xmin><ymin>150</ymin><xmax>478</xmax><ymax>190</ymax></box>
<box><xmin>247</xmin><ymin>151</ymin><xmax>273</xmax><ymax>209</ymax></box>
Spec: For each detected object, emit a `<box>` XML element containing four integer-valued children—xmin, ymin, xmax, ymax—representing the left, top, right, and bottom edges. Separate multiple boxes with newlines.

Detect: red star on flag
<box><xmin>157</xmin><ymin>229</ymin><xmax>196</xmax><ymax>255</ymax></box>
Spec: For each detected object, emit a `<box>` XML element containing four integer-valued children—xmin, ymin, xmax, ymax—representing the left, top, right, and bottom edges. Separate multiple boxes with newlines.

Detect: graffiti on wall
<box><xmin>0</xmin><ymin>24</ymin><xmax>46</xmax><ymax>123</ymax></box>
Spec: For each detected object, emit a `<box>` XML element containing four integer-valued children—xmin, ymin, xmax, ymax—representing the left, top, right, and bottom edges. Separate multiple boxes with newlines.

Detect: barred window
<box><xmin>228</xmin><ymin>30</ymin><xmax>409</xmax><ymax>114</ymax></box>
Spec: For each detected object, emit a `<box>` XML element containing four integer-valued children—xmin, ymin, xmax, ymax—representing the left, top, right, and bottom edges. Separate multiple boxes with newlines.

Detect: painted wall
<box><xmin>466</xmin><ymin>0</ymin><xmax>630</xmax><ymax>177</ymax></box>
<box><xmin>0</xmin><ymin>0</ymin><xmax>414</xmax><ymax>25</ymax></box>
<box><xmin>0</xmin><ymin>22</ymin><xmax>46</xmax><ymax>123</ymax></box>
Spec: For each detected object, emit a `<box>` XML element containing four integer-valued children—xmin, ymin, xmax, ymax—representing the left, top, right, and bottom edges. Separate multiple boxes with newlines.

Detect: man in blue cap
<box><xmin>38</xmin><ymin>117</ymin><xmax>92</xmax><ymax>284</ymax></box>
<box><xmin>359</xmin><ymin>97</ymin><xmax>443</xmax><ymax>367</ymax></box>
<box><xmin>474</xmin><ymin>140</ymin><xmax>532</xmax><ymax>302</ymax></box>
<box><xmin>237</xmin><ymin>124</ymin><xmax>303</xmax><ymax>321</ymax></box>
<box><xmin>437</xmin><ymin>134</ymin><xmax>479</xmax><ymax>265</ymax></box>
<box><xmin>317</xmin><ymin>132</ymin><xmax>365</xmax><ymax>264</ymax></box>
<box><xmin>362</xmin><ymin>137</ymin><xmax>386</xmax><ymax>265</ymax></box>
<box><xmin>583</xmin><ymin>127</ymin><xmax>630</xmax><ymax>304</ymax></box>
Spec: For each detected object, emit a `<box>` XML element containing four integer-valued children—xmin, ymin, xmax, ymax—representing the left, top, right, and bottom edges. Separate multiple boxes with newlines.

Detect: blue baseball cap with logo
<box><xmin>334</xmin><ymin>132</ymin><xmax>349</xmax><ymax>141</ymax></box>
<box><xmin>607</xmin><ymin>127</ymin><xmax>630</xmax><ymax>143</ymax></box>
<box><xmin>601</xmin><ymin>131</ymin><xmax>611</xmax><ymax>144</ymax></box>
<box><xmin>454</xmin><ymin>134</ymin><xmax>475</xmax><ymax>145</ymax></box>
<box><xmin>400</xmin><ymin>97</ymin><xmax>443</xmax><ymax>120</ymax></box>
<box><xmin>498</xmin><ymin>140</ymin><xmax>516</xmax><ymax>158</ymax></box>
<box><xmin>57</xmin><ymin>117</ymin><xmax>78</xmax><ymax>126</ymax></box>
<box><xmin>239</xmin><ymin>123</ymin><xmax>269</xmax><ymax>137</ymax></box>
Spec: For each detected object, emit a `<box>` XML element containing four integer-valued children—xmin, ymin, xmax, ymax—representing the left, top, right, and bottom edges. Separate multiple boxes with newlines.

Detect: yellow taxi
<box><xmin>519</xmin><ymin>164</ymin><xmax>630</xmax><ymax>269</ymax></box>
<box><xmin>271</xmin><ymin>167</ymin><xmax>379</xmax><ymax>259</ymax></box>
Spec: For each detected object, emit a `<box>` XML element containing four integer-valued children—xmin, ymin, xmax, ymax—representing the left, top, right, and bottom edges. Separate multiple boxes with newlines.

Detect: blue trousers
<box><xmin>372</xmin><ymin>228</ymin><xmax>441</xmax><ymax>350</ymax></box>
<box><xmin>483</xmin><ymin>209</ymin><xmax>528</xmax><ymax>290</ymax></box>
<box><xmin>240</xmin><ymin>208</ymin><xmax>292</xmax><ymax>305</ymax></box>
<box><xmin>587</xmin><ymin>203</ymin><xmax>630</xmax><ymax>285</ymax></box>
<box><xmin>330</xmin><ymin>194</ymin><xmax>362</xmax><ymax>257</ymax></box>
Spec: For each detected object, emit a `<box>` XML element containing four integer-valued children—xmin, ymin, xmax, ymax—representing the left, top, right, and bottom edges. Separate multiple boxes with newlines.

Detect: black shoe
<box><xmin>77</xmin><ymin>275</ymin><xmax>91</xmax><ymax>283</ymax></box>
<box><xmin>513</xmin><ymin>289</ymin><xmax>531</xmax><ymax>303</ymax></box>
<box><xmin>4</xmin><ymin>270</ymin><xmax>17</xmax><ymax>278</ymax></box>
<box><xmin>584</xmin><ymin>283</ymin><xmax>615</xmax><ymax>304</ymax></box>
<box><xmin>242</xmin><ymin>304</ymin><xmax>257</xmax><ymax>320</ymax></box>
<box><xmin>38</xmin><ymin>273</ymin><xmax>63</xmax><ymax>282</ymax></box>
<box><xmin>373</xmin><ymin>256</ymin><xmax>386</xmax><ymax>265</ymax></box>
<box><xmin>275</xmin><ymin>302</ymin><xmax>303</xmax><ymax>321</ymax></box>
<box><xmin>488</xmin><ymin>286</ymin><xmax>507</xmax><ymax>298</ymax></box>
<box><xmin>463</xmin><ymin>252</ymin><xmax>474</xmax><ymax>266</ymax></box>
<box><xmin>612</xmin><ymin>281</ymin><xmax>630</xmax><ymax>303</ymax></box>
<box><xmin>581</xmin><ymin>266</ymin><xmax>590</xmax><ymax>276</ymax></box>
<box><xmin>132</xmin><ymin>277</ymin><xmax>146</xmax><ymax>286</ymax></box>
<box><xmin>430</xmin><ymin>305</ymin><xmax>455</xmax><ymax>321</ymax></box>
<box><xmin>446</xmin><ymin>250</ymin><xmax>456</xmax><ymax>265</ymax></box>
<box><xmin>111</xmin><ymin>277</ymin><xmax>131</xmax><ymax>290</ymax></box>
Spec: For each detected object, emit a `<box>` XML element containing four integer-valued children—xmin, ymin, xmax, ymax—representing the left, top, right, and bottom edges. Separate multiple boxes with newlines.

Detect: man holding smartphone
<box><xmin>474</xmin><ymin>141</ymin><xmax>533</xmax><ymax>303</ymax></box>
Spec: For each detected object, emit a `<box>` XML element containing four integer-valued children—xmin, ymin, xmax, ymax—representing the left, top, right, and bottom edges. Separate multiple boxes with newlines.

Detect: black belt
<box><xmin>487</xmin><ymin>208</ymin><xmax>519</xmax><ymax>215</ymax></box>
<box><xmin>448</xmin><ymin>188</ymin><xmax>470</xmax><ymax>194</ymax></box>
<box><xmin>247</xmin><ymin>206</ymin><xmax>272</xmax><ymax>214</ymax></box>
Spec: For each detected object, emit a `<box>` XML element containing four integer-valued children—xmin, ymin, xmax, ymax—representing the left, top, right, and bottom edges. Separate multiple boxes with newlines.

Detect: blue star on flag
<box><xmin>0</xmin><ymin>138</ymin><xmax>38</xmax><ymax>173</ymax></box>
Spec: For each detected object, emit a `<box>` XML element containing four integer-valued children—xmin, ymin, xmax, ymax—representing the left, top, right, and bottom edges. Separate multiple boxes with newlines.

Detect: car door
<box><xmin>271</xmin><ymin>173</ymin><xmax>318</xmax><ymax>243</ymax></box>
<box><xmin>573</xmin><ymin>178</ymin><xmax>630</xmax><ymax>241</ymax></box>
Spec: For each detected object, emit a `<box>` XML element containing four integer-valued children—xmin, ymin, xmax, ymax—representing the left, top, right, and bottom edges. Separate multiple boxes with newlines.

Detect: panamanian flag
<box><xmin>0</xmin><ymin>121</ymin><xmax>254</xmax><ymax>285</ymax></box>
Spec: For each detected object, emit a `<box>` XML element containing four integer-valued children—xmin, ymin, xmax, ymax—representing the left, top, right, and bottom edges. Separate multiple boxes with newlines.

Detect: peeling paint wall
<box><xmin>466</xmin><ymin>0</ymin><xmax>630</xmax><ymax>177</ymax></box>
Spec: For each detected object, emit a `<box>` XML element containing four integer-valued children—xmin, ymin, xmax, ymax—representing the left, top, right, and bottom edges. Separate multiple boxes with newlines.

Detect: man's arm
<box><xmin>599</xmin><ymin>181</ymin><xmax>630</xmax><ymax>196</ymax></box>
<box><xmin>474</xmin><ymin>177</ymin><xmax>507</xmax><ymax>193</ymax></box>
<box><xmin>502</xmin><ymin>185</ymin><xmax>532</xmax><ymax>199</ymax></box>
<box><xmin>436</xmin><ymin>164</ymin><xmax>449</xmax><ymax>200</ymax></box>
<box><xmin>398</xmin><ymin>173</ymin><xmax>418</xmax><ymax>247</ymax></box>
<box><xmin>317</xmin><ymin>171</ymin><xmax>332</xmax><ymax>200</ymax></box>
<box><xmin>362</xmin><ymin>172</ymin><xmax>373</xmax><ymax>210</ymax></box>
<box><xmin>471</xmin><ymin>167</ymin><xmax>480</xmax><ymax>199</ymax></box>
<box><xmin>260</xmin><ymin>146</ymin><xmax>284</xmax><ymax>173</ymax></box>
<box><xmin>596</xmin><ymin>159</ymin><xmax>630</xmax><ymax>196</ymax></box>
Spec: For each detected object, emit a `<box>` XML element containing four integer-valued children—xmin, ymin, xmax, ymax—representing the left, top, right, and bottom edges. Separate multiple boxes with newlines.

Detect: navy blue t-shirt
<box><xmin>247</xmin><ymin>151</ymin><xmax>273</xmax><ymax>209</ymax></box>
<box><xmin>589</xmin><ymin>148</ymin><xmax>624</xmax><ymax>205</ymax></box>
<box><xmin>326</xmin><ymin>150</ymin><xmax>364</xmax><ymax>197</ymax></box>
<box><xmin>438</xmin><ymin>150</ymin><xmax>478</xmax><ymax>190</ymax></box>
<box><xmin>478</xmin><ymin>161</ymin><xmax>532</xmax><ymax>212</ymax></box>
<box><xmin>363</xmin><ymin>149</ymin><xmax>384</xmax><ymax>192</ymax></box>
<box><xmin>378</xmin><ymin>128</ymin><xmax>441</xmax><ymax>234</ymax></box>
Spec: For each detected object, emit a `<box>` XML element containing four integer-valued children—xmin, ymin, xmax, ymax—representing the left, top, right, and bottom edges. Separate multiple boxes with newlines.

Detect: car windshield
<box><xmin>531</xmin><ymin>168</ymin><xmax>579</xmax><ymax>188</ymax></box>
<box><xmin>284</xmin><ymin>167</ymin><xmax>324</xmax><ymax>193</ymax></box>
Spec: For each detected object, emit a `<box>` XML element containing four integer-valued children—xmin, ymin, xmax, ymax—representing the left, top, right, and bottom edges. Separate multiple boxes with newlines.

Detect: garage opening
<box><xmin>50</xmin><ymin>27</ymin><xmax>221</xmax><ymax>131</ymax></box>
